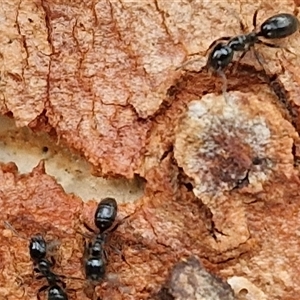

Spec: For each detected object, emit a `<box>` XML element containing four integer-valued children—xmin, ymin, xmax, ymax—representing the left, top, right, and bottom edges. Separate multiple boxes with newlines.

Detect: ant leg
<box><xmin>109</xmin><ymin>245</ymin><xmax>130</xmax><ymax>266</ymax></box>
<box><xmin>108</xmin><ymin>222</ymin><xmax>120</xmax><ymax>234</ymax></box>
<box><xmin>47</xmin><ymin>240</ymin><xmax>61</xmax><ymax>253</ymax></box>
<box><xmin>205</xmin><ymin>37</ymin><xmax>231</xmax><ymax>55</ymax></box>
<box><xmin>77</xmin><ymin>230</ymin><xmax>93</xmax><ymax>240</ymax></box>
<box><xmin>217</xmin><ymin>69</ymin><xmax>231</xmax><ymax>104</ymax></box>
<box><xmin>107</xmin><ymin>213</ymin><xmax>132</xmax><ymax>235</ymax></box>
<box><xmin>253</xmin><ymin>8</ymin><xmax>259</xmax><ymax>28</ymax></box>
<box><xmin>36</xmin><ymin>275</ymin><xmax>44</xmax><ymax>280</ymax></box>
<box><xmin>62</xmin><ymin>281</ymin><xmax>66</xmax><ymax>289</ymax></box>
<box><xmin>232</xmin><ymin>50</ymin><xmax>248</xmax><ymax>73</ymax></box>
<box><xmin>252</xmin><ymin>48</ymin><xmax>267</xmax><ymax>72</ymax></box>
<box><xmin>56</xmin><ymin>277</ymin><xmax>67</xmax><ymax>289</ymax></box>
<box><xmin>66</xmin><ymin>287</ymin><xmax>78</xmax><ymax>295</ymax></box>
<box><xmin>217</xmin><ymin>70</ymin><xmax>228</xmax><ymax>98</ymax></box>
<box><xmin>83</xmin><ymin>239</ymin><xmax>92</xmax><ymax>258</ymax></box>
<box><xmin>103</xmin><ymin>249</ymin><xmax>109</xmax><ymax>262</ymax></box>
<box><xmin>238</xmin><ymin>50</ymin><xmax>247</xmax><ymax>61</ymax></box>
<box><xmin>83</xmin><ymin>239</ymin><xmax>88</xmax><ymax>253</ymax></box>
<box><xmin>226</xmin><ymin>6</ymin><xmax>247</xmax><ymax>32</ymax></box>
<box><xmin>66</xmin><ymin>275</ymin><xmax>85</xmax><ymax>281</ymax></box>
<box><xmin>84</xmin><ymin>222</ymin><xmax>96</xmax><ymax>234</ymax></box>
<box><xmin>34</xmin><ymin>267</ymin><xmax>41</xmax><ymax>274</ymax></box>
<box><xmin>233</xmin><ymin>10</ymin><xmax>247</xmax><ymax>33</ymax></box>
<box><xmin>257</xmin><ymin>40</ymin><xmax>297</xmax><ymax>57</ymax></box>
<box><xmin>239</xmin><ymin>19</ymin><xmax>247</xmax><ymax>32</ymax></box>
<box><xmin>253</xmin><ymin>42</ymin><xmax>288</xmax><ymax>73</ymax></box>
<box><xmin>56</xmin><ymin>273</ymin><xmax>81</xmax><ymax>284</ymax></box>
<box><xmin>176</xmin><ymin>37</ymin><xmax>231</xmax><ymax>71</ymax></box>
<box><xmin>50</xmin><ymin>256</ymin><xmax>56</xmax><ymax>267</ymax></box>
<box><xmin>256</xmin><ymin>40</ymin><xmax>281</xmax><ymax>49</ymax></box>
<box><xmin>37</xmin><ymin>285</ymin><xmax>49</xmax><ymax>300</ymax></box>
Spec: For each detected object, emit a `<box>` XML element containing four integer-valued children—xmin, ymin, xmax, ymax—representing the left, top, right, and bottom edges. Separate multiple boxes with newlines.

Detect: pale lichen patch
<box><xmin>174</xmin><ymin>91</ymin><xmax>298</xmax><ymax>250</ymax></box>
<box><xmin>175</xmin><ymin>91</ymin><xmax>296</xmax><ymax>199</ymax></box>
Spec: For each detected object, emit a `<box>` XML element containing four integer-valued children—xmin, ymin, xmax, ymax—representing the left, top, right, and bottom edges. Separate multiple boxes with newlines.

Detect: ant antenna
<box><xmin>252</xmin><ymin>47</ymin><xmax>267</xmax><ymax>71</ymax></box>
<box><xmin>217</xmin><ymin>70</ymin><xmax>229</xmax><ymax>102</ymax></box>
<box><xmin>3</xmin><ymin>221</ymin><xmax>27</xmax><ymax>240</ymax></box>
<box><xmin>107</xmin><ymin>212</ymin><xmax>133</xmax><ymax>234</ymax></box>
<box><xmin>76</xmin><ymin>230</ymin><xmax>94</xmax><ymax>239</ymax></box>
<box><xmin>4</xmin><ymin>221</ymin><xmax>62</xmax><ymax>254</ymax></box>
<box><xmin>109</xmin><ymin>244</ymin><xmax>131</xmax><ymax>267</ymax></box>
<box><xmin>55</xmin><ymin>273</ymin><xmax>84</xmax><ymax>282</ymax></box>
<box><xmin>228</xmin><ymin>6</ymin><xmax>248</xmax><ymax>33</ymax></box>
<box><xmin>175</xmin><ymin>55</ymin><xmax>204</xmax><ymax>71</ymax></box>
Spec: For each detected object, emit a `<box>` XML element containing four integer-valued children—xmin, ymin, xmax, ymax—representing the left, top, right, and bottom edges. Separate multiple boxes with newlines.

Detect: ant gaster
<box><xmin>4</xmin><ymin>222</ymin><xmax>69</xmax><ymax>300</ymax></box>
<box><xmin>260</xmin><ymin>13</ymin><xmax>300</xmax><ymax>39</ymax></box>
<box><xmin>95</xmin><ymin>197</ymin><xmax>117</xmax><ymax>233</ymax></box>
<box><xmin>207</xmin><ymin>10</ymin><xmax>299</xmax><ymax>72</ymax></box>
<box><xmin>83</xmin><ymin>197</ymin><xmax>118</xmax><ymax>282</ymax></box>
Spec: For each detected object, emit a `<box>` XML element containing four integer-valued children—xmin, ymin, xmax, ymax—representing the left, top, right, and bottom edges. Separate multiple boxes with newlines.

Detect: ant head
<box><xmin>207</xmin><ymin>43</ymin><xmax>234</xmax><ymax>72</ymax></box>
<box><xmin>29</xmin><ymin>235</ymin><xmax>47</xmax><ymax>261</ymax></box>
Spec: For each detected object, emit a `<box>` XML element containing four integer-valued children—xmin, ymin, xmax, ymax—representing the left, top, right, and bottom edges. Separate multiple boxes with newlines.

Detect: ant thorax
<box><xmin>89</xmin><ymin>234</ymin><xmax>106</xmax><ymax>257</ymax></box>
<box><xmin>227</xmin><ymin>33</ymin><xmax>257</xmax><ymax>52</ymax></box>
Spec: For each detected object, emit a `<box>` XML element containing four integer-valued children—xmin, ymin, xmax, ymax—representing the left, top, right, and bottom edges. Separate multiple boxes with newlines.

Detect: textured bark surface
<box><xmin>1</xmin><ymin>0</ymin><xmax>300</xmax><ymax>299</ymax></box>
<box><xmin>1</xmin><ymin>0</ymin><xmax>300</xmax><ymax>177</ymax></box>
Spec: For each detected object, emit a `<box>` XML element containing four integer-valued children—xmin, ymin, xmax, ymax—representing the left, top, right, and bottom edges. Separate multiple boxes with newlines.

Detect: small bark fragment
<box><xmin>157</xmin><ymin>256</ymin><xmax>235</xmax><ymax>300</ymax></box>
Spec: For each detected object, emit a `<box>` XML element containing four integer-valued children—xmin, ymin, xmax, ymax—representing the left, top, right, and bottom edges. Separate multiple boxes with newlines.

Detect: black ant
<box><xmin>207</xmin><ymin>10</ymin><xmax>299</xmax><ymax>73</ymax></box>
<box><xmin>203</xmin><ymin>10</ymin><xmax>299</xmax><ymax>96</ymax></box>
<box><xmin>4</xmin><ymin>222</ymin><xmax>69</xmax><ymax>300</ymax></box>
<box><xmin>35</xmin><ymin>259</ymin><xmax>68</xmax><ymax>300</ymax></box>
<box><xmin>82</xmin><ymin>197</ymin><xmax>119</xmax><ymax>282</ymax></box>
